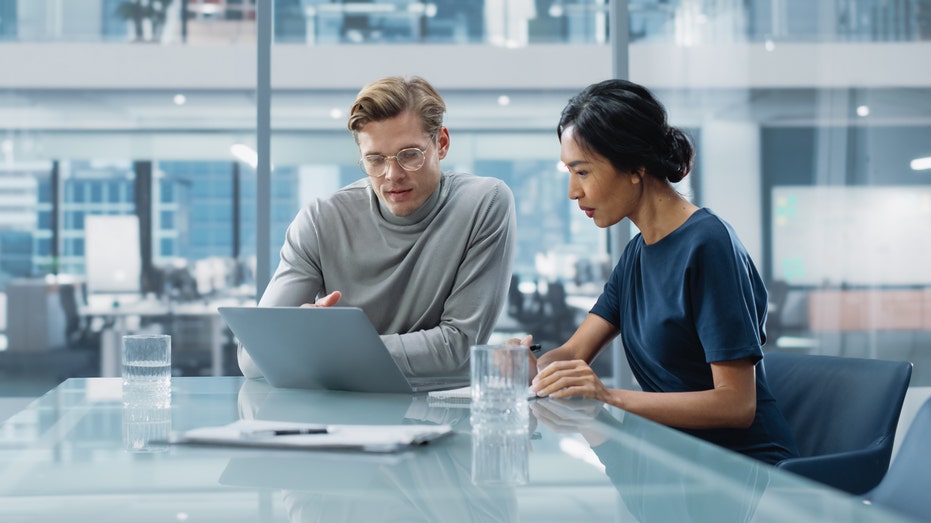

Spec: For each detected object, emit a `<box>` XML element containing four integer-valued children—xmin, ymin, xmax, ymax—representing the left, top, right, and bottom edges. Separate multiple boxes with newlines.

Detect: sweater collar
<box><xmin>375</xmin><ymin>173</ymin><xmax>446</xmax><ymax>226</ymax></box>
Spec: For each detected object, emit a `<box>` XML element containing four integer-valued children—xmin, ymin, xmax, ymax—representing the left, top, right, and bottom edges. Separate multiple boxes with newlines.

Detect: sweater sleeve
<box><xmin>237</xmin><ymin>204</ymin><xmax>326</xmax><ymax>378</ymax></box>
<box><xmin>258</xmin><ymin>204</ymin><xmax>326</xmax><ymax>307</ymax></box>
<box><xmin>380</xmin><ymin>180</ymin><xmax>517</xmax><ymax>376</ymax></box>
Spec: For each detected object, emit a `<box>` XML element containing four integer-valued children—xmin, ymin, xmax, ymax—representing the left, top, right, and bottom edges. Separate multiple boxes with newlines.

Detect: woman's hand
<box><xmin>505</xmin><ymin>335</ymin><xmax>539</xmax><ymax>383</ymax></box>
<box><xmin>530</xmin><ymin>399</ymin><xmax>610</xmax><ymax>447</ymax></box>
<box><xmin>531</xmin><ymin>359</ymin><xmax>613</xmax><ymax>403</ymax></box>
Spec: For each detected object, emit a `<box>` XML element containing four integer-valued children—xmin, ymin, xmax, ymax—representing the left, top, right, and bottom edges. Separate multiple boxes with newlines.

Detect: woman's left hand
<box><xmin>531</xmin><ymin>359</ymin><xmax>611</xmax><ymax>402</ymax></box>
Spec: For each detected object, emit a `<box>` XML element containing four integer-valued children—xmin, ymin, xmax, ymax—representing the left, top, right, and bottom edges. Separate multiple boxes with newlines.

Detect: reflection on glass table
<box><xmin>0</xmin><ymin>377</ymin><xmax>917</xmax><ymax>523</ymax></box>
<box><xmin>532</xmin><ymin>399</ymin><xmax>771</xmax><ymax>523</ymax></box>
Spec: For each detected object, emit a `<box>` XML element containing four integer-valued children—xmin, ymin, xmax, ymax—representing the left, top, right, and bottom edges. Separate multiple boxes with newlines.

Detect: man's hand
<box><xmin>301</xmin><ymin>291</ymin><xmax>342</xmax><ymax>308</ymax></box>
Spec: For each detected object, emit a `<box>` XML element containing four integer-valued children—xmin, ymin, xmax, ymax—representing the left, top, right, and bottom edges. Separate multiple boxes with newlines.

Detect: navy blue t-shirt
<box><xmin>590</xmin><ymin>208</ymin><xmax>798</xmax><ymax>464</ymax></box>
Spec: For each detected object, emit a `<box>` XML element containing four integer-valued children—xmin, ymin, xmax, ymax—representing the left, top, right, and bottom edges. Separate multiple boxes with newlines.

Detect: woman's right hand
<box><xmin>530</xmin><ymin>359</ymin><xmax>613</xmax><ymax>403</ymax></box>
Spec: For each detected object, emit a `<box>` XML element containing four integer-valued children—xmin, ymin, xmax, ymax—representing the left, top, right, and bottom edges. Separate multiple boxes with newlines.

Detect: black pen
<box><xmin>242</xmin><ymin>427</ymin><xmax>328</xmax><ymax>438</ymax></box>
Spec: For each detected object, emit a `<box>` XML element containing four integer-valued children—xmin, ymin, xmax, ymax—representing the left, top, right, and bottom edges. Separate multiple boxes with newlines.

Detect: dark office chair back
<box><xmin>866</xmin><ymin>397</ymin><xmax>931</xmax><ymax>522</ymax></box>
<box><xmin>765</xmin><ymin>352</ymin><xmax>912</xmax><ymax>495</ymax></box>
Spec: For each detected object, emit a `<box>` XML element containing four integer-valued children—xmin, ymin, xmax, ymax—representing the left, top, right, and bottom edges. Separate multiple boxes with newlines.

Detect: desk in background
<box><xmin>0</xmin><ymin>377</ymin><xmax>914</xmax><ymax>522</ymax></box>
<box><xmin>80</xmin><ymin>296</ymin><xmax>253</xmax><ymax>377</ymax></box>
<box><xmin>809</xmin><ymin>289</ymin><xmax>931</xmax><ymax>332</ymax></box>
<box><xmin>808</xmin><ymin>288</ymin><xmax>931</xmax><ymax>359</ymax></box>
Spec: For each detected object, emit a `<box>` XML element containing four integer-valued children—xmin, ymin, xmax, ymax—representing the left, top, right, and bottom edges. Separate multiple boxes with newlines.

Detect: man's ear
<box><xmin>436</xmin><ymin>127</ymin><xmax>450</xmax><ymax>160</ymax></box>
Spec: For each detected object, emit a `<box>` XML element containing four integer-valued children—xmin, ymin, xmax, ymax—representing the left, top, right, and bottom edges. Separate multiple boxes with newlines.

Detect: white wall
<box><xmin>2</xmin><ymin>42</ymin><xmax>931</xmax><ymax>90</ymax></box>
<box><xmin>700</xmin><ymin>120</ymin><xmax>763</xmax><ymax>264</ymax></box>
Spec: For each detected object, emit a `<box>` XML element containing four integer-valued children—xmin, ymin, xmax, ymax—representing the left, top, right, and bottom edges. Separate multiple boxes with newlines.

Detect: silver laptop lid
<box><xmin>219</xmin><ymin>306</ymin><xmax>465</xmax><ymax>393</ymax></box>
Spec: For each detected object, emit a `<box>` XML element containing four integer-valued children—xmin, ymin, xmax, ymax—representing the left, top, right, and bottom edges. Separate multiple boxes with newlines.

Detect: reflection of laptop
<box><xmin>218</xmin><ymin>306</ymin><xmax>468</xmax><ymax>393</ymax></box>
<box><xmin>238</xmin><ymin>378</ymin><xmax>418</xmax><ymax>424</ymax></box>
<box><xmin>219</xmin><ymin>453</ymin><xmax>414</xmax><ymax>490</ymax></box>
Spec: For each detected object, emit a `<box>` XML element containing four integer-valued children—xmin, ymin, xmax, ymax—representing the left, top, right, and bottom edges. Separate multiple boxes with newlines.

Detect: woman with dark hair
<box><xmin>530</xmin><ymin>79</ymin><xmax>798</xmax><ymax>464</ymax></box>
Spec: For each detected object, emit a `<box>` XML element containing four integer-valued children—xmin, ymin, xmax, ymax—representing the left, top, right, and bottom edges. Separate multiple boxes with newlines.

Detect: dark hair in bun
<box><xmin>557</xmin><ymin>79</ymin><xmax>694</xmax><ymax>184</ymax></box>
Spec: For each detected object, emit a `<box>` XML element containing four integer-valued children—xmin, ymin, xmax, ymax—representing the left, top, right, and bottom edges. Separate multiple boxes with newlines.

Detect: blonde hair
<box><xmin>348</xmin><ymin>76</ymin><xmax>446</xmax><ymax>141</ymax></box>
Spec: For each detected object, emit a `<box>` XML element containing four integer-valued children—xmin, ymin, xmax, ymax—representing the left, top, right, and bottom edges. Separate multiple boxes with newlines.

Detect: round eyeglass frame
<box><xmin>358</xmin><ymin>147</ymin><xmax>428</xmax><ymax>178</ymax></box>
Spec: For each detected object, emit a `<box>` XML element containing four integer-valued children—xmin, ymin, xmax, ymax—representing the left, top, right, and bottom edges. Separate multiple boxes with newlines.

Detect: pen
<box><xmin>530</xmin><ymin>343</ymin><xmax>542</xmax><ymax>354</ymax></box>
<box><xmin>242</xmin><ymin>427</ymin><xmax>328</xmax><ymax>438</ymax></box>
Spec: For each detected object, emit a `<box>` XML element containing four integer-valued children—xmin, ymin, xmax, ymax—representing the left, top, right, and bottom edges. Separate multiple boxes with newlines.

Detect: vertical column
<box><xmin>181</xmin><ymin>0</ymin><xmax>189</xmax><ymax>43</ymax></box>
<box><xmin>609</xmin><ymin>0</ymin><xmax>632</xmax><ymax>389</ymax></box>
<box><xmin>256</xmin><ymin>0</ymin><xmax>272</xmax><ymax>297</ymax></box>
<box><xmin>231</xmin><ymin>160</ymin><xmax>241</xmax><ymax>285</ymax></box>
<box><xmin>134</xmin><ymin>161</ymin><xmax>155</xmax><ymax>294</ymax></box>
<box><xmin>700</xmin><ymin>120</ymin><xmax>763</xmax><ymax>264</ymax></box>
<box><xmin>809</xmin><ymin>88</ymin><xmax>853</xmax><ymax>356</ymax></box>
<box><xmin>50</xmin><ymin>160</ymin><xmax>60</xmax><ymax>275</ymax></box>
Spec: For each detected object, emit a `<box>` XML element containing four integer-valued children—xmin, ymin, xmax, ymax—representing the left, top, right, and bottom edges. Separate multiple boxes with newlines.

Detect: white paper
<box><xmin>427</xmin><ymin>386</ymin><xmax>538</xmax><ymax>401</ymax></box>
<box><xmin>170</xmin><ymin>419</ymin><xmax>452</xmax><ymax>453</ymax></box>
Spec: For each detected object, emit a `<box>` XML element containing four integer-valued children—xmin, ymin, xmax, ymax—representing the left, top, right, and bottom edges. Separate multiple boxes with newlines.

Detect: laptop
<box><xmin>218</xmin><ymin>306</ymin><xmax>468</xmax><ymax>393</ymax></box>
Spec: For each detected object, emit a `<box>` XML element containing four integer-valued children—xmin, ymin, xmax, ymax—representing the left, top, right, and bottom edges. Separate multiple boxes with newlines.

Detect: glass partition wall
<box><xmin>0</xmin><ymin>0</ymin><xmax>929</xmax><ymax>392</ymax></box>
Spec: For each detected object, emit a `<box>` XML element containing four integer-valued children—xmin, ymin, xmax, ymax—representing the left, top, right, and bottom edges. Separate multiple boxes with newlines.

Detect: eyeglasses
<box><xmin>358</xmin><ymin>147</ymin><xmax>428</xmax><ymax>178</ymax></box>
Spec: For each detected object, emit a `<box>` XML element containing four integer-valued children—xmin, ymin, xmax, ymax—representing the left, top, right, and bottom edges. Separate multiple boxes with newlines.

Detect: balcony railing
<box><xmin>0</xmin><ymin>0</ymin><xmax>927</xmax><ymax>45</ymax></box>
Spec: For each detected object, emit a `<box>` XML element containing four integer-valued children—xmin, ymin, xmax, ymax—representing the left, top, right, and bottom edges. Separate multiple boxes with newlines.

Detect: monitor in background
<box><xmin>84</xmin><ymin>214</ymin><xmax>142</xmax><ymax>298</ymax></box>
<box><xmin>772</xmin><ymin>186</ymin><xmax>931</xmax><ymax>286</ymax></box>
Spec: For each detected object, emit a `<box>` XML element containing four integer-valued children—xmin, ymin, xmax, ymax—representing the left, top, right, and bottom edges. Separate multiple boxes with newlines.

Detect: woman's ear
<box><xmin>629</xmin><ymin>167</ymin><xmax>647</xmax><ymax>184</ymax></box>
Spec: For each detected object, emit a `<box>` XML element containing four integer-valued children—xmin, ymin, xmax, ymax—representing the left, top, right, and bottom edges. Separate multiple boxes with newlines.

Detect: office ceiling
<box><xmin>3</xmin><ymin>87</ymin><xmax>931</xmax><ymax>135</ymax></box>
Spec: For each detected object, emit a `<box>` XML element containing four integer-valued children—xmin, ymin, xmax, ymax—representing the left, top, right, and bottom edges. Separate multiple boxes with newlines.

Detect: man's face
<box><xmin>356</xmin><ymin>111</ymin><xmax>449</xmax><ymax>217</ymax></box>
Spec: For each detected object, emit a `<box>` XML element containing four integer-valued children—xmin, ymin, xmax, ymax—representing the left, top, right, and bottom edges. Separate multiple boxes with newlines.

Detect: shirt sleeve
<box><xmin>258</xmin><ymin>205</ymin><xmax>326</xmax><ymax>307</ymax></box>
<box><xmin>690</xmin><ymin>226</ymin><xmax>767</xmax><ymax>365</ymax></box>
<box><xmin>381</xmin><ymin>181</ymin><xmax>517</xmax><ymax>376</ymax></box>
<box><xmin>590</xmin><ymin>240</ymin><xmax>636</xmax><ymax>330</ymax></box>
<box><xmin>237</xmin><ymin>205</ymin><xmax>326</xmax><ymax>378</ymax></box>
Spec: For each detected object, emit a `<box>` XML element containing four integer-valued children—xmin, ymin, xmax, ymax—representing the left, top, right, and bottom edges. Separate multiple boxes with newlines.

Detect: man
<box><xmin>238</xmin><ymin>75</ymin><xmax>517</xmax><ymax>378</ymax></box>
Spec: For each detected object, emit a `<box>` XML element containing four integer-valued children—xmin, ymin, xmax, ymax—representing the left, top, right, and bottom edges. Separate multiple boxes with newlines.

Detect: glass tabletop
<box><xmin>0</xmin><ymin>377</ymin><xmax>914</xmax><ymax>523</ymax></box>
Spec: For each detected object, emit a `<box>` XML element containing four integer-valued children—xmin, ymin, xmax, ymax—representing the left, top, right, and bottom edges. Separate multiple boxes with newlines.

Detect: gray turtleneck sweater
<box><xmin>238</xmin><ymin>171</ymin><xmax>516</xmax><ymax>378</ymax></box>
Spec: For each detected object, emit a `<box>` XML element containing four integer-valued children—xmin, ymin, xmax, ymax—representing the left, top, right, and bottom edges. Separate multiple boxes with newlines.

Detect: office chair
<box><xmin>765</xmin><ymin>352</ymin><xmax>912</xmax><ymax>495</ymax></box>
<box><xmin>764</xmin><ymin>279</ymin><xmax>789</xmax><ymax>342</ymax></box>
<box><xmin>537</xmin><ymin>281</ymin><xmax>576</xmax><ymax>344</ymax></box>
<box><xmin>59</xmin><ymin>282</ymin><xmax>98</xmax><ymax>350</ymax></box>
<box><xmin>865</xmin><ymin>397</ymin><xmax>931</xmax><ymax>522</ymax></box>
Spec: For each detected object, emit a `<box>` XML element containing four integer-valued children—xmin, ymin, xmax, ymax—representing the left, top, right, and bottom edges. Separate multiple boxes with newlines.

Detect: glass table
<box><xmin>0</xmin><ymin>377</ymin><xmax>915</xmax><ymax>522</ymax></box>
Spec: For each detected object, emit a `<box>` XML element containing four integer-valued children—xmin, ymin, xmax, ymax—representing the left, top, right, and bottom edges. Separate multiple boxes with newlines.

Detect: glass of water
<box><xmin>470</xmin><ymin>344</ymin><xmax>530</xmax><ymax>426</ymax></box>
<box><xmin>122</xmin><ymin>334</ymin><xmax>171</xmax><ymax>408</ymax></box>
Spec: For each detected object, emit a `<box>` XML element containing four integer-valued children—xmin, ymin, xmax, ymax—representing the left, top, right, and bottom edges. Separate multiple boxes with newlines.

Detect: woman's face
<box><xmin>560</xmin><ymin>125</ymin><xmax>642</xmax><ymax>229</ymax></box>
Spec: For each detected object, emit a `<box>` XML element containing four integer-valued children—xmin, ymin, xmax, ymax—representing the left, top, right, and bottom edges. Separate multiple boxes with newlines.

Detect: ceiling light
<box><xmin>856</xmin><ymin>105</ymin><xmax>870</xmax><ymax>117</ymax></box>
<box><xmin>497</xmin><ymin>95</ymin><xmax>510</xmax><ymax>106</ymax></box>
<box><xmin>329</xmin><ymin>108</ymin><xmax>343</xmax><ymax>119</ymax></box>
<box><xmin>764</xmin><ymin>39</ymin><xmax>775</xmax><ymax>52</ymax></box>
<box><xmin>911</xmin><ymin>156</ymin><xmax>931</xmax><ymax>171</ymax></box>
<box><xmin>173</xmin><ymin>94</ymin><xmax>186</xmax><ymax>106</ymax></box>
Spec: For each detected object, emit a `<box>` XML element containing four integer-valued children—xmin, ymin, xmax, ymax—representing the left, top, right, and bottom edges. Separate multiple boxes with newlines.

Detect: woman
<box><xmin>531</xmin><ymin>79</ymin><xmax>798</xmax><ymax>464</ymax></box>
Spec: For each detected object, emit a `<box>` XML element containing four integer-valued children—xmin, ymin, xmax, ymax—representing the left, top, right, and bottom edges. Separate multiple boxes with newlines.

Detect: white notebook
<box><xmin>169</xmin><ymin>419</ymin><xmax>452</xmax><ymax>453</ymax></box>
<box><xmin>427</xmin><ymin>386</ymin><xmax>538</xmax><ymax>401</ymax></box>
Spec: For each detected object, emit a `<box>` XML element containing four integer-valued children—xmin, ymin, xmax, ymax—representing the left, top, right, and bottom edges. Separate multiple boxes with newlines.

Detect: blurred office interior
<box><xmin>1</xmin><ymin>0</ymin><xmax>930</xmax><ymax>433</ymax></box>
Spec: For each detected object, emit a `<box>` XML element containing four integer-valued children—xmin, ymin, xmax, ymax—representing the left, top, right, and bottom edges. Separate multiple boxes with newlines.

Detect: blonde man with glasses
<box><xmin>238</xmin><ymin>76</ymin><xmax>517</xmax><ymax>379</ymax></box>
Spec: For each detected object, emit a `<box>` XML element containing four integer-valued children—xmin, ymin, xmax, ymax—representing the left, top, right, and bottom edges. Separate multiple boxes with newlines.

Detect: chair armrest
<box><xmin>776</xmin><ymin>446</ymin><xmax>890</xmax><ymax>495</ymax></box>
